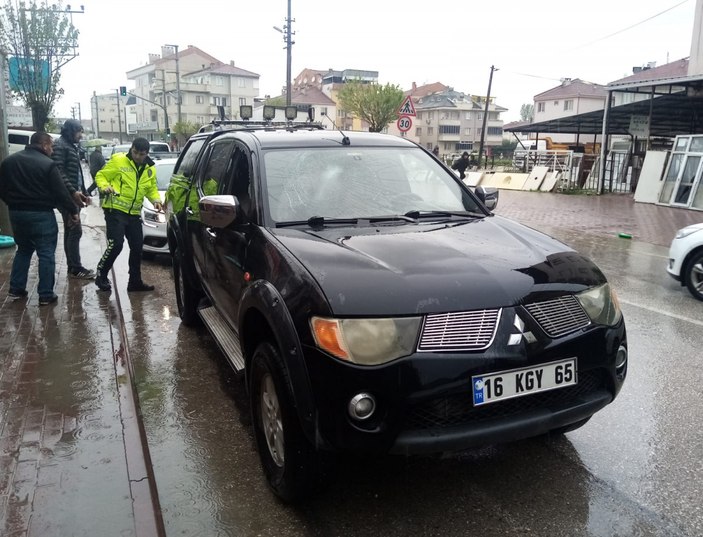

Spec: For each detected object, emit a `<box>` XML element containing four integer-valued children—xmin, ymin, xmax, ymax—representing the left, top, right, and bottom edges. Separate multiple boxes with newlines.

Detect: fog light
<box><xmin>348</xmin><ymin>393</ymin><xmax>376</xmax><ymax>421</ymax></box>
<box><xmin>615</xmin><ymin>345</ymin><xmax>628</xmax><ymax>377</ymax></box>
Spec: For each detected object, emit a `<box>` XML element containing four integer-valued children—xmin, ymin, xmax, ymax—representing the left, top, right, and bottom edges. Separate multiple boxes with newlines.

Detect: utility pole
<box><xmin>92</xmin><ymin>91</ymin><xmax>100</xmax><ymax>137</ymax></box>
<box><xmin>478</xmin><ymin>65</ymin><xmax>498</xmax><ymax>169</ymax></box>
<box><xmin>274</xmin><ymin>0</ymin><xmax>295</xmax><ymax>105</ymax></box>
<box><xmin>115</xmin><ymin>89</ymin><xmax>123</xmax><ymax>143</ymax></box>
<box><xmin>159</xmin><ymin>70</ymin><xmax>169</xmax><ymax>139</ymax></box>
<box><xmin>0</xmin><ymin>50</ymin><xmax>12</xmax><ymax>237</ymax></box>
<box><xmin>165</xmin><ymin>44</ymin><xmax>181</xmax><ymax>125</ymax></box>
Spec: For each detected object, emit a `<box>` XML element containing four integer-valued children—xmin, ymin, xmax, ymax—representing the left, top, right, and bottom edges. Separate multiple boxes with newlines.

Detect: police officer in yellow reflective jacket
<box><xmin>94</xmin><ymin>137</ymin><xmax>163</xmax><ymax>292</ymax></box>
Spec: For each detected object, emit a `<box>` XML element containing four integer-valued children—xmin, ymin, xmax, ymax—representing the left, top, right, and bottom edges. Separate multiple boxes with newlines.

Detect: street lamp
<box><xmin>164</xmin><ymin>44</ymin><xmax>181</xmax><ymax>126</ymax></box>
<box><xmin>273</xmin><ymin>0</ymin><xmax>294</xmax><ymax>105</ymax></box>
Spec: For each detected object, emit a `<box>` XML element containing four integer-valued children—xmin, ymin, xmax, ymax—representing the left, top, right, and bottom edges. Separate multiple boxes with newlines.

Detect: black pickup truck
<box><xmin>165</xmin><ymin>120</ymin><xmax>628</xmax><ymax>502</ymax></box>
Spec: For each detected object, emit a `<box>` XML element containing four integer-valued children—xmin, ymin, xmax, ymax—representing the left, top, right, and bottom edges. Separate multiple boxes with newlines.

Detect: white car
<box><xmin>667</xmin><ymin>222</ymin><xmax>703</xmax><ymax>301</ymax></box>
<box><xmin>142</xmin><ymin>158</ymin><xmax>178</xmax><ymax>256</ymax></box>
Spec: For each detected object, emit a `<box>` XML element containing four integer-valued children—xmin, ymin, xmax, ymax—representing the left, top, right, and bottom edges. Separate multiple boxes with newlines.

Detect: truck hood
<box><xmin>271</xmin><ymin>216</ymin><xmax>606</xmax><ymax>316</ymax></box>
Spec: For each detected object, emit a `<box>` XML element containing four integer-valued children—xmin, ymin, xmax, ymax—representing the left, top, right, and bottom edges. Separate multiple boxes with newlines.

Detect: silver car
<box><xmin>142</xmin><ymin>158</ymin><xmax>178</xmax><ymax>256</ymax></box>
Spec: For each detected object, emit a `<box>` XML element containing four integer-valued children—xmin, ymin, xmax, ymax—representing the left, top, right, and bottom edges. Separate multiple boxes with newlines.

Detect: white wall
<box><xmin>689</xmin><ymin>0</ymin><xmax>703</xmax><ymax>75</ymax></box>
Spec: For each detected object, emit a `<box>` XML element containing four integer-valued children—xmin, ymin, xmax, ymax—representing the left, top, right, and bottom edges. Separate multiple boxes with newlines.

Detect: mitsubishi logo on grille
<box><xmin>508</xmin><ymin>314</ymin><xmax>537</xmax><ymax>346</ymax></box>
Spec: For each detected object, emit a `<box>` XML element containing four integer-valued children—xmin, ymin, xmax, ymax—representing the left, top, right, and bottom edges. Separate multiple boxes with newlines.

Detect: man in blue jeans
<box><xmin>0</xmin><ymin>132</ymin><xmax>79</xmax><ymax>305</ymax></box>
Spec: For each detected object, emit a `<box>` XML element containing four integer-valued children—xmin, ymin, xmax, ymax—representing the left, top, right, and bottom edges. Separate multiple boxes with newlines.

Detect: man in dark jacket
<box><xmin>451</xmin><ymin>151</ymin><xmax>471</xmax><ymax>180</ymax></box>
<box><xmin>0</xmin><ymin>132</ymin><xmax>79</xmax><ymax>305</ymax></box>
<box><xmin>52</xmin><ymin>119</ymin><xmax>94</xmax><ymax>279</ymax></box>
<box><xmin>87</xmin><ymin>145</ymin><xmax>106</xmax><ymax>196</ymax></box>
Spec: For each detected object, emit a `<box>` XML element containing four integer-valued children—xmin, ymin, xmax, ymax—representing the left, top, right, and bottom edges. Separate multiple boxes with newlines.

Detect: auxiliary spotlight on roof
<box><xmin>285</xmin><ymin>106</ymin><xmax>298</xmax><ymax>121</ymax></box>
<box><xmin>263</xmin><ymin>105</ymin><xmax>276</xmax><ymax>120</ymax></box>
<box><xmin>239</xmin><ymin>105</ymin><xmax>253</xmax><ymax>120</ymax></box>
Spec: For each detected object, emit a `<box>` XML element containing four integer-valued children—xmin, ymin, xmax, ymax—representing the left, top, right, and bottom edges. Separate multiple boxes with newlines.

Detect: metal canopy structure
<box><xmin>505</xmin><ymin>76</ymin><xmax>703</xmax><ymax>137</ymax></box>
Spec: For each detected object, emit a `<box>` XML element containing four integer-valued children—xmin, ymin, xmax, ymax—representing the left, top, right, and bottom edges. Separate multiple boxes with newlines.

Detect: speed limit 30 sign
<box><xmin>397</xmin><ymin>115</ymin><xmax>413</xmax><ymax>132</ymax></box>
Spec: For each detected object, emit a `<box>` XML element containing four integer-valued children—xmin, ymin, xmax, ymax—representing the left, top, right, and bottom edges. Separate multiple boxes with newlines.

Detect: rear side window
<box><xmin>8</xmin><ymin>133</ymin><xmax>30</xmax><ymax>145</ymax></box>
<box><xmin>196</xmin><ymin>141</ymin><xmax>234</xmax><ymax>195</ymax></box>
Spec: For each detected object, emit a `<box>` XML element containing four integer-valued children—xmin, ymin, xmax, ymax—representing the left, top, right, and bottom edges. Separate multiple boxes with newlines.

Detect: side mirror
<box><xmin>200</xmin><ymin>195</ymin><xmax>238</xmax><ymax>228</ymax></box>
<box><xmin>475</xmin><ymin>185</ymin><xmax>499</xmax><ymax>211</ymax></box>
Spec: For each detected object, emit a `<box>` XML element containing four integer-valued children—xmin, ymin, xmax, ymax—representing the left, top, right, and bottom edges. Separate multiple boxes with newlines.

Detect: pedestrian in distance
<box><xmin>94</xmin><ymin>137</ymin><xmax>163</xmax><ymax>293</ymax></box>
<box><xmin>432</xmin><ymin>146</ymin><xmax>440</xmax><ymax>157</ymax></box>
<box><xmin>86</xmin><ymin>145</ymin><xmax>106</xmax><ymax>196</ymax></box>
<box><xmin>452</xmin><ymin>151</ymin><xmax>471</xmax><ymax>180</ymax></box>
<box><xmin>52</xmin><ymin>119</ymin><xmax>94</xmax><ymax>279</ymax></box>
<box><xmin>0</xmin><ymin>132</ymin><xmax>80</xmax><ymax>305</ymax></box>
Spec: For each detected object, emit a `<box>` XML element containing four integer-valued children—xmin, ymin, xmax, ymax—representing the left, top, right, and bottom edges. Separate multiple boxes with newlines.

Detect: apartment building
<box><xmin>125</xmin><ymin>45</ymin><xmax>259</xmax><ymax>138</ymax></box>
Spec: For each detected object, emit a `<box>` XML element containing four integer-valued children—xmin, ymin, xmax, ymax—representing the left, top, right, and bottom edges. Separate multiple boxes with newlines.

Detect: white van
<box><xmin>7</xmin><ymin>129</ymin><xmax>60</xmax><ymax>154</ymax></box>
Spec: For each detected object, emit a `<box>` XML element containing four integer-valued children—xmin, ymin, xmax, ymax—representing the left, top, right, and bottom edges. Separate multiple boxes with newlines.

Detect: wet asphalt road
<box><xmin>117</xmin><ymin>196</ymin><xmax>703</xmax><ymax>537</ymax></box>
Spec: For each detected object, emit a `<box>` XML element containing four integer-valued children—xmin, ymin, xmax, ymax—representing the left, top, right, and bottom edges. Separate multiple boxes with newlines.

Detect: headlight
<box><xmin>143</xmin><ymin>208</ymin><xmax>166</xmax><ymax>223</ymax></box>
<box><xmin>576</xmin><ymin>283</ymin><xmax>622</xmax><ymax>326</ymax></box>
<box><xmin>310</xmin><ymin>316</ymin><xmax>421</xmax><ymax>365</ymax></box>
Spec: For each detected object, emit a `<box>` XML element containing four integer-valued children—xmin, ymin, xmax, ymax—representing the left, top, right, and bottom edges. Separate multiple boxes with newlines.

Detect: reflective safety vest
<box><xmin>95</xmin><ymin>152</ymin><xmax>160</xmax><ymax>215</ymax></box>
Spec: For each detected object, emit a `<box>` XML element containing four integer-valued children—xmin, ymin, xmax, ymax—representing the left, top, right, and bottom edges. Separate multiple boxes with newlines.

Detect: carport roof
<box><xmin>506</xmin><ymin>69</ymin><xmax>703</xmax><ymax>137</ymax></box>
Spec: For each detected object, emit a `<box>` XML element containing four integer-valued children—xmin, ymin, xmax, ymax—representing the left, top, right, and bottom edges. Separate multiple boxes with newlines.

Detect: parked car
<box><xmin>667</xmin><ymin>222</ymin><xmax>703</xmax><ymax>301</ymax></box>
<box><xmin>141</xmin><ymin>158</ymin><xmax>178</xmax><ymax>256</ymax></box>
<box><xmin>106</xmin><ymin>141</ymin><xmax>174</xmax><ymax>160</ymax></box>
<box><xmin>166</xmin><ymin>118</ymin><xmax>628</xmax><ymax>502</ymax></box>
<box><xmin>7</xmin><ymin>129</ymin><xmax>59</xmax><ymax>154</ymax></box>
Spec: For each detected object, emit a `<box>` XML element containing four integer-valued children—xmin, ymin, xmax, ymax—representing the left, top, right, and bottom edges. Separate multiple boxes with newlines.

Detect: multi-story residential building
<box><xmin>125</xmin><ymin>45</ymin><xmax>259</xmax><ymax>139</ymax></box>
<box><xmin>89</xmin><ymin>92</ymin><xmax>132</xmax><ymax>142</ymax></box>
<box><xmin>532</xmin><ymin>78</ymin><xmax>607</xmax><ymax>143</ymax></box>
<box><xmin>411</xmin><ymin>88</ymin><xmax>506</xmax><ymax>156</ymax></box>
<box><xmin>292</xmin><ymin>67</ymin><xmax>378</xmax><ymax>131</ymax></box>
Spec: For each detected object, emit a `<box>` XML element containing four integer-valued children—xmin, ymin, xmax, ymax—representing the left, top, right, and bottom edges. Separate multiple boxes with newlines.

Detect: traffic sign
<box><xmin>397</xmin><ymin>115</ymin><xmax>413</xmax><ymax>133</ymax></box>
<box><xmin>397</xmin><ymin>96</ymin><xmax>416</xmax><ymax>117</ymax></box>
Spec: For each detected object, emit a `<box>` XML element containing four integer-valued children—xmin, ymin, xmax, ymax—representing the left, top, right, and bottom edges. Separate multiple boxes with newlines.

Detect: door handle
<box><xmin>185</xmin><ymin>207</ymin><xmax>194</xmax><ymax>215</ymax></box>
<box><xmin>205</xmin><ymin>227</ymin><xmax>217</xmax><ymax>239</ymax></box>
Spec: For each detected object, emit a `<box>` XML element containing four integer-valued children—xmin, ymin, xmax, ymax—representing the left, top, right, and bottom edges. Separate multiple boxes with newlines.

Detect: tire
<box><xmin>684</xmin><ymin>250</ymin><xmax>703</xmax><ymax>301</ymax></box>
<box><xmin>172</xmin><ymin>247</ymin><xmax>202</xmax><ymax>326</ymax></box>
<box><xmin>249</xmin><ymin>341</ymin><xmax>331</xmax><ymax>503</ymax></box>
<box><xmin>547</xmin><ymin>417</ymin><xmax>591</xmax><ymax>436</ymax></box>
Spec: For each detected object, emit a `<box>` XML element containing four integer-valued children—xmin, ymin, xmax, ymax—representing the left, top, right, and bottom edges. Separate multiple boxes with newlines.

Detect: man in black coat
<box><xmin>0</xmin><ymin>132</ymin><xmax>79</xmax><ymax>305</ymax></box>
<box><xmin>452</xmin><ymin>151</ymin><xmax>471</xmax><ymax>179</ymax></box>
<box><xmin>52</xmin><ymin>119</ymin><xmax>94</xmax><ymax>279</ymax></box>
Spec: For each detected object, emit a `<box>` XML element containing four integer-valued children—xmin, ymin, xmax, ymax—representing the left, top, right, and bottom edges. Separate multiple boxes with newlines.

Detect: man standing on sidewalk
<box><xmin>0</xmin><ymin>132</ymin><xmax>80</xmax><ymax>305</ymax></box>
<box><xmin>52</xmin><ymin>119</ymin><xmax>94</xmax><ymax>279</ymax></box>
<box><xmin>94</xmin><ymin>137</ymin><xmax>162</xmax><ymax>293</ymax></box>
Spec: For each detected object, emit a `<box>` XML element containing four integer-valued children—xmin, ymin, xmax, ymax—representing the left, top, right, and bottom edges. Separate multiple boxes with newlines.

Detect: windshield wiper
<box><xmin>276</xmin><ymin>216</ymin><xmax>359</xmax><ymax>228</ymax></box>
<box><xmin>403</xmin><ymin>210</ymin><xmax>485</xmax><ymax>220</ymax></box>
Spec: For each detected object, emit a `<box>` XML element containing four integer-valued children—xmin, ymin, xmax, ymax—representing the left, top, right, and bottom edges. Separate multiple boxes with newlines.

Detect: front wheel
<box><xmin>249</xmin><ymin>341</ymin><xmax>332</xmax><ymax>502</ymax></box>
<box><xmin>684</xmin><ymin>250</ymin><xmax>703</xmax><ymax>301</ymax></box>
<box><xmin>172</xmin><ymin>246</ymin><xmax>202</xmax><ymax>326</ymax></box>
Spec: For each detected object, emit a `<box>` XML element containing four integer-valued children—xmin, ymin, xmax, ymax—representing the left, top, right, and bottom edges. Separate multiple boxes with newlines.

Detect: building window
<box><xmin>554</xmin><ymin>101</ymin><xmax>559</xmax><ymax>105</ymax></box>
<box><xmin>416</xmin><ymin>127</ymin><xmax>422</xmax><ymax>136</ymax></box>
<box><xmin>439</xmin><ymin>125</ymin><xmax>460</xmax><ymax>134</ymax></box>
<box><xmin>477</xmin><ymin>128</ymin><xmax>482</xmax><ymax>135</ymax></box>
<box><xmin>238</xmin><ymin>78</ymin><xmax>246</xmax><ymax>88</ymax></box>
<box><xmin>150</xmin><ymin>110</ymin><xmax>158</xmax><ymax>122</ymax></box>
<box><xmin>465</xmin><ymin>112</ymin><xmax>471</xmax><ymax>120</ymax></box>
<box><xmin>537</xmin><ymin>102</ymin><xmax>545</xmax><ymax>112</ymax></box>
<box><xmin>212</xmin><ymin>96</ymin><xmax>227</xmax><ymax>106</ymax></box>
<box><xmin>487</xmin><ymin>127</ymin><xmax>503</xmax><ymax>136</ymax></box>
<box><xmin>477</xmin><ymin>113</ymin><xmax>483</xmax><ymax>121</ymax></box>
<box><xmin>321</xmin><ymin>107</ymin><xmax>328</xmax><ymax>116</ymax></box>
<box><xmin>564</xmin><ymin>99</ymin><xmax>574</xmax><ymax>111</ymax></box>
<box><xmin>239</xmin><ymin>97</ymin><xmax>247</xmax><ymax>106</ymax></box>
<box><xmin>215</xmin><ymin>76</ymin><xmax>224</xmax><ymax>86</ymax></box>
<box><xmin>196</xmin><ymin>116</ymin><xmax>204</xmax><ymax>124</ymax></box>
<box><xmin>427</xmin><ymin>127</ymin><xmax>434</xmax><ymax>135</ymax></box>
<box><xmin>456</xmin><ymin>142</ymin><xmax>473</xmax><ymax>150</ymax></box>
<box><xmin>464</xmin><ymin>128</ymin><xmax>471</xmax><ymax>136</ymax></box>
<box><xmin>196</xmin><ymin>95</ymin><xmax>204</xmax><ymax>104</ymax></box>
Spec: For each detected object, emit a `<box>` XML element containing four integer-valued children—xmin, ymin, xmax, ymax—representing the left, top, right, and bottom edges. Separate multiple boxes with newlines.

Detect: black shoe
<box><xmin>127</xmin><ymin>281</ymin><xmax>155</xmax><ymax>292</ymax></box>
<box><xmin>95</xmin><ymin>273</ymin><xmax>112</xmax><ymax>292</ymax></box>
<box><xmin>9</xmin><ymin>288</ymin><xmax>28</xmax><ymax>299</ymax></box>
<box><xmin>70</xmin><ymin>267</ymin><xmax>96</xmax><ymax>279</ymax></box>
<box><xmin>39</xmin><ymin>294</ymin><xmax>58</xmax><ymax>306</ymax></box>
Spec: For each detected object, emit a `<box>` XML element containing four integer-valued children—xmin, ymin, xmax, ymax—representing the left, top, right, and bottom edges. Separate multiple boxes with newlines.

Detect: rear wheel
<box><xmin>684</xmin><ymin>250</ymin><xmax>703</xmax><ymax>301</ymax></box>
<box><xmin>249</xmin><ymin>341</ymin><xmax>331</xmax><ymax>502</ymax></box>
<box><xmin>172</xmin><ymin>246</ymin><xmax>202</xmax><ymax>326</ymax></box>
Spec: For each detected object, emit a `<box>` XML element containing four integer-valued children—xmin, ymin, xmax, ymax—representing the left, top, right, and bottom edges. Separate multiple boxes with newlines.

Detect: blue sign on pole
<box><xmin>8</xmin><ymin>56</ymin><xmax>50</xmax><ymax>92</ymax></box>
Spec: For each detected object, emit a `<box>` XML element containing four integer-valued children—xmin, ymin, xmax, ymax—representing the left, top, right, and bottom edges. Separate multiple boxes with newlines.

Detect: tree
<box><xmin>172</xmin><ymin>120</ymin><xmax>199</xmax><ymax>141</ymax></box>
<box><xmin>0</xmin><ymin>0</ymin><xmax>79</xmax><ymax>130</ymax></box>
<box><xmin>519</xmin><ymin>103</ymin><xmax>534</xmax><ymax>123</ymax></box>
<box><xmin>337</xmin><ymin>80</ymin><xmax>404</xmax><ymax>132</ymax></box>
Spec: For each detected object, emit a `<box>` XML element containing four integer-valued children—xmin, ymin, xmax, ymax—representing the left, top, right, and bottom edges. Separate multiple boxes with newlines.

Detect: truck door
<box><xmin>209</xmin><ymin>144</ymin><xmax>254</xmax><ymax>329</ymax></box>
<box><xmin>190</xmin><ymin>139</ymin><xmax>235</xmax><ymax>298</ymax></box>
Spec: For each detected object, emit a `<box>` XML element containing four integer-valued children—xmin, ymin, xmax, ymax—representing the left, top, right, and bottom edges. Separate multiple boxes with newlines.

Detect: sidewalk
<box><xmin>0</xmin><ymin>208</ymin><xmax>163</xmax><ymax>537</ymax></box>
<box><xmin>0</xmin><ymin>191</ymin><xmax>700</xmax><ymax>536</ymax></box>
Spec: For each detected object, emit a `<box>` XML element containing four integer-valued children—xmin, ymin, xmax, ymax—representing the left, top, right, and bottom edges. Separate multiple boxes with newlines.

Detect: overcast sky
<box><xmin>55</xmin><ymin>0</ymin><xmax>696</xmax><ymax>123</ymax></box>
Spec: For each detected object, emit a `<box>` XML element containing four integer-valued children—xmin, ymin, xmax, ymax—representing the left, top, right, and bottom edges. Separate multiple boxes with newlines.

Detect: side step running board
<box><xmin>198</xmin><ymin>306</ymin><xmax>245</xmax><ymax>372</ymax></box>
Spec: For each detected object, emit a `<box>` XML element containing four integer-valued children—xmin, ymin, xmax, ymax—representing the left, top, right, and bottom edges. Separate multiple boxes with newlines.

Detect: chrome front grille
<box><xmin>524</xmin><ymin>295</ymin><xmax>590</xmax><ymax>338</ymax></box>
<box><xmin>418</xmin><ymin>309</ymin><xmax>501</xmax><ymax>352</ymax></box>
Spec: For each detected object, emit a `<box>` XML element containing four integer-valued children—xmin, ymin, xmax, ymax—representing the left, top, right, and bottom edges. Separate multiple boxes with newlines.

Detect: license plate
<box><xmin>471</xmin><ymin>358</ymin><xmax>577</xmax><ymax>406</ymax></box>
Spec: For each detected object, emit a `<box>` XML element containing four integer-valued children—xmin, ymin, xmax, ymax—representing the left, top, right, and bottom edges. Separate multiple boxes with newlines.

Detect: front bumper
<box><xmin>142</xmin><ymin>218</ymin><xmax>169</xmax><ymax>254</ymax></box>
<box><xmin>303</xmin><ymin>319</ymin><xmax>627</xmax><ymax>455</ymax></box>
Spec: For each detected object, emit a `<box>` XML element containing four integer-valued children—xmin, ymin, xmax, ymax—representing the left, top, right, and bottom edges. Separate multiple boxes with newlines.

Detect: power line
<box><xmin>570</xmin><ymin>0</ymin><xmax>689</xmax><ymax>50</ymax></box>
